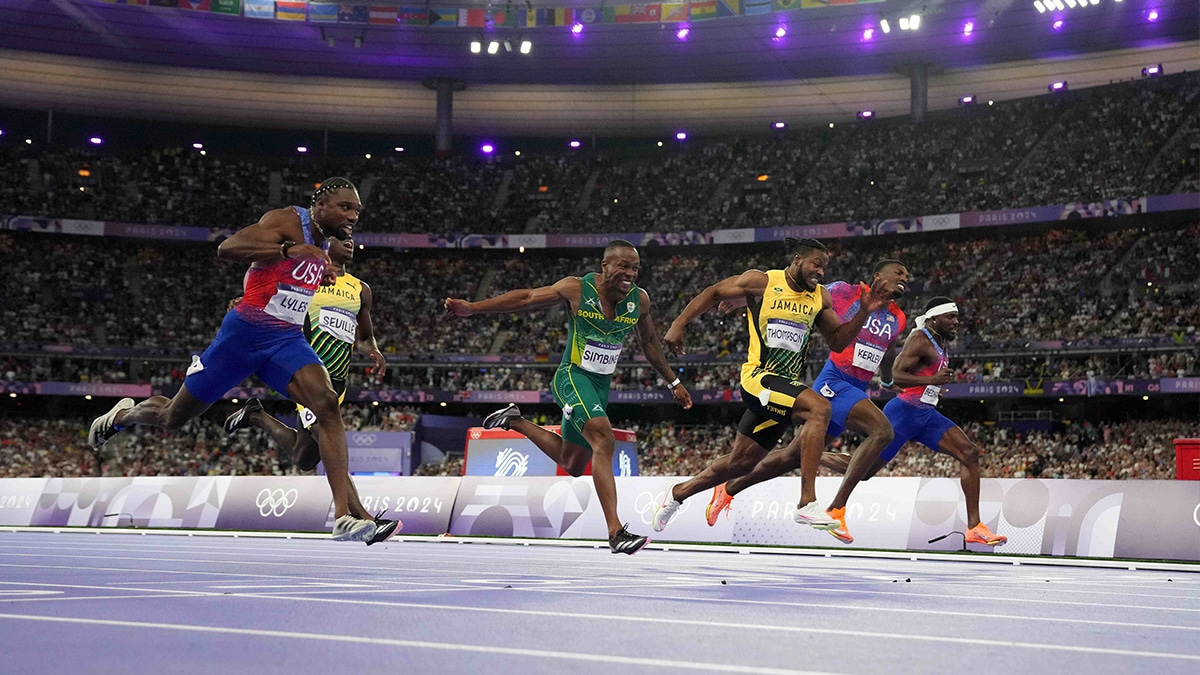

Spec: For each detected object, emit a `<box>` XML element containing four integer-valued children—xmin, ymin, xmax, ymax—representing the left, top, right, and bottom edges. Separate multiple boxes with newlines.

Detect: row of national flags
<box><xmin>95</xmin><ymin>0</ymin><xmax>882</xmax><ymax>26</ymax></box>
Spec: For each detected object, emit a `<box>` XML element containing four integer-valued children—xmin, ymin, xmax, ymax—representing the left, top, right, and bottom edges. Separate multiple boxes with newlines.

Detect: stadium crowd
<box><xmin>1</xmin><ymin>73</ymin><xmax>1196</xmax><ymax>235</ymax></box>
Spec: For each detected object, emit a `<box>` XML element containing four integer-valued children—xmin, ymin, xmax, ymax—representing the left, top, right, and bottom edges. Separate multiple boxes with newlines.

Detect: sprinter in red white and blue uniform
<box><xmin>87</xmin><ymin>178</ymin><xmax>396</xmax><ymax>545</ymax></box>
<box><xmin>703</xmin><ymin>260</ymin><xmax>910</xmax><ymax>544</ymax></box>
<box><xmin>876</xmin><ymin>296</ymin><xmax>1007</xmax><ymax>547</ymax></box>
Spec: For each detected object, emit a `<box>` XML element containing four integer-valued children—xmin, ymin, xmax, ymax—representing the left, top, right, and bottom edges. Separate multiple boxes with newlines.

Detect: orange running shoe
<box><xmin>965</xmin><ymin>523</ymin><xmax>1008</xmax><ymax>546</ymax></box>
<box><xmin>826</xmin><ymin>507</ymin><xmax>854</xmax><ymax>544</ymax></box>
<box><xmin>705</xmin><ymin>483</ymin><xmax>734</xmax><ymax>526</ymax></box>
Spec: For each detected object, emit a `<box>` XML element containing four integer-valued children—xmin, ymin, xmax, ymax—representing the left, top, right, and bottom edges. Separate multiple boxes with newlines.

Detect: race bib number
<box><xmin>764</xmin><ymin>318</ymin><xmax>808</xmax><ymax>352</ymax></box>
<box><xmin>263</xmin><ymin>284</ymin><xmax>315</xmax><ymax>325</ymax></box>
<box><xmin>852</xmin><ymin>342</ymin><xmax>886</xmax><ymax>373</ymax></box>
<box><xmin>920</xmin><ymin>385</ymin><xmax>942</xmax><ymax>405</ymax></box>
<box><xmin>318</xmin><ymin>306</ymin><xmax>358</xmax><ymax>343</ymax></box>
<box><xmin>580</xmin><ymin>340</ymin><xmax>622</xmax><ymax>375</ymax></box>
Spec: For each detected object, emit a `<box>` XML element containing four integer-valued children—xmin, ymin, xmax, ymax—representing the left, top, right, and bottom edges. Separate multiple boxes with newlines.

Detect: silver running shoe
<box><xmin>793</xmin><ymin>501</ymin><xmax>839</xmax><ymax>530</ymax></box>
<box><xmin>651</xmin><ymin>489</ymin><xmax>682</xmax><ymax>532</ymax></box>
<box><xmin>88</xmin><ymin>398</ymin><xmax>134</xmax><ymax>449</ymax></box>
<box><xmin>331</xmin><ymin>514</ymin><xmax>378</xmax><ymax>543</ymax></box>
<box><xmin>482</xmin><ymin>403</ymin><xmax>522</xmax><ymax>430</ymax></box>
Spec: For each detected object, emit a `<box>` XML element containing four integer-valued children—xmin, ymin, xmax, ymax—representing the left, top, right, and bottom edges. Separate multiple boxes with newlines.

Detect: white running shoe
<box><xmin>793</xmin><ymin>501</ymin><xmax>839</xmax><ymax>530</ymax></box>
<box><xmin>331</xmin><ymin>514</ymin><xmax>378</xmax><ymax>543</ymax></box>
<box><xmin>482</xmin><ymin>403</ymin><xmax>522</xmax><ymax>430</ymax></box>
<box><xmin>651</xmin><ymin>489</ymin><xmax>682</xmax><ymax>532</ymax></box>
<box><xmin>88</xmin><ymin>398</ymin><xmax>135</xmax><ymax>449</ymax></box>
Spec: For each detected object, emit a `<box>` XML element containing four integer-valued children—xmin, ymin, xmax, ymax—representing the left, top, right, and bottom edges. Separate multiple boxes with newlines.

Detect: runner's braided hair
<box><xmin>783</xmin><ymin>237</ymin><xmax>828</xmax><ymax>259</ymax></box>
<box><xmin>310</xmin><ymin>177</ymin><xmax>356</xmax><ymax>206</ymax></box>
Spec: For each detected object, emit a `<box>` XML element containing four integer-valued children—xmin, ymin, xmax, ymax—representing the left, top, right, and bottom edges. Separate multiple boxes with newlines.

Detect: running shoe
<box><xmin>651</xmin><ymin>489</ymin><xmax>682</xmax><ymax>532</ymax></box>
<box><xmin>705</xmin><ymin>483</ymin><xmax>734</xmax><ymax>526</ymax></box>
<box><xmin>88</xmin><ymin>398</ymin><xmax>134</xmax><ymax>449</ymax></box>
<box><xmin>825</xmin><ymin>506</ymin><xmax>854</xmax><ymax>544</ymax></box>
<box><xmin>965</xmin><ymin>523</ymin><xmax>1008</xmax><ymax>546</ymax></box>
<box><xmin>482</xmin><ymin>403</ymin><xmax>522</xmax><ymax>431</ymax></box>
<box><xmin>609</xmin><ymin>524</ymin><xmax>650</xmax><ymax>555</ymax></box>
<box><xmin>223</xmin><ymin>398</ymin><xmax>263</xmax><ymax>434</ymax></box>
<box><xmin>792</xmin><ymin>500</ymin><xmax>839</xmax><ymax>530</ymax></box>
<box><xmin>331</xmin><ymin>514</ymin><xmax>378</xmax><ymax>543</ymax></box>
<box><xmin>367</xmin><ymin>514</ymin><xmax>402</xmax><ymax>546</ymax></box>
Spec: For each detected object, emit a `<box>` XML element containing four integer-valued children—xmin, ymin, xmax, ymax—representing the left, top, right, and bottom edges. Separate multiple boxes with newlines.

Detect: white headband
<box><xmin>915</xmin><ymin>302</ymin><xmax>958</xmax><ymax>330</ymax></box>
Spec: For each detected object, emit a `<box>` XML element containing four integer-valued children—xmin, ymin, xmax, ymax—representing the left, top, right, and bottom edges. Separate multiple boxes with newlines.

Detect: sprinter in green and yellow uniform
<box><xmin>651</xmin><ymin>237</ymin><xmax>900</xmax><ymax>536</ymax></box>
<box><xmin>444</xmin><ymin>240</ymin><xmax>692</xmax><ymax>555</ymax></box>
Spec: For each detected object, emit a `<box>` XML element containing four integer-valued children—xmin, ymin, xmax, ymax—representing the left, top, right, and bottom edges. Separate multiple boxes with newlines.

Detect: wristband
<box><xmin>880</xmin><ymin>378</ymin><xmax>894</xmax><ymax>387</ymax></box>
<box><xmin>667</xmin><ymin>378</ymin><xmax>681</xmax><ymax>390</ymax></box>
<box><xmin>280</xmin><ymin>240</ymin><xmax>297</xmax><ymax>259</ymax></box>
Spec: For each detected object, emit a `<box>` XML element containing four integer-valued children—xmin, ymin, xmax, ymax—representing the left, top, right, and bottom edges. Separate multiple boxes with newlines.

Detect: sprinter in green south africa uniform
<box><xmin>444</xmin><ymin>240</ymin><xmax>693</xmax><ymax>554</ymax></box>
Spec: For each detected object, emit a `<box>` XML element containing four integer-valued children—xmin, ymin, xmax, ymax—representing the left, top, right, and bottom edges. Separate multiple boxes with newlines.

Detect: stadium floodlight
<box><xmin>1053</xmin><ymin>0</ymin><xmax>1065</xmax><ymax>10</ymax></box>
<box><xmin>1052</xmin><ymin>19</ymin><xmax>1063</xmax><ymax>30</ymax></box>
<box><xmin>503</xmin><ymin>40</ymin><xmax>513</xmax><ymax>53</ymax></box>
<box><xmin>899</xmin><ymin>17</ymin><xmax>909</xmax><ymax>30</ymax></box>
<box><xmin>1142</xmin><ymin>64</ymin><xmax>1163</xmax><ymax>77</ymax></box>
<box><xmin>1049</xmin><ymin>81</ymin><xmax>1068</xmax><ymax>92</ymax></box>
<box><xmin>959</xmin><ymin>95</ymin><xmax>977</xmax><ymax>106</ymax></box>
<box><xmin>1034</xmin><ymin>1</ymin><xmax>1046</xmax><ymax>13</ymax></box>
<box><xmin>1147</xmin><ymin>10</ymin><xmax>1159</xmax><ymax>21</ymax></box>
<box><xmin>571</xmin><ymin>22</ymin><xmax>584</xmax><ymax>34</ymax></box>
<box><xmin>89</xmin><ymin>137</ymin><xmax>103</xmax><ymax>145</ymax></box>
<box><xmin>963</xmin><ymin>21</ymin><xmax>975</xmax><ymax>35</ymax></box>
<box><xmin>1064</xmin><ymin>0</ymin><xmax>1076</xmax><ymax>9</ymax></box>
<box><xmin>862</xmin><ymin>28</ymin><xmax>874</xmax><ymax>40</ymax></box>
<box><xmin>773</xmin><ymin>122</ymin><xmax>786</xmax><ymax>129</ymax></box>
<box><xmin>675</xmin><ymin>131</ymin><xmax>687</xmax><ymax>141</ymax></box>
<box><xmin>487</xmin><ymin>40</ymin><xmax>500</xmax><ymax>55</ymax></box>
<box><xmin>774</xmin><ymin>26</ymin><xmax>787</xmax><ymax>39</ymax></box>
<box><xmin>394</xmin><ymin>147</ymin><xmax>404</xmax><ymax>152</ymax></box>
<box><xmin>192</xmin><ymin>143</ymin><xmax>203</xmax><ymax>150</ymax></box>
<box><xmin>857</xmin><ymin>110</ymin><xmax>874</xmax><ymax>119</ymax></box>
<box><xmin>297</xmin><ymin>146</ymin><xmax>308</xmax><ymax>153</ymax></box>
<box><xmin>909</xmin><ymin>15</ymin><xmax>920</xmax><ymax>30</ymax></box>
<box><xmin>480</xmin><ymin>143</ymin><xmax>495</xmax><ymax>154</ymax></box>
<box><xmin>519</xmin><ymin>39</ymin><xmax>532</xmax><ymax>54</ymax></box>
<box><xmin>676</xmin><ymin>27</ymin><xmax>690</xmax><ymax>40</ymax></box>
<box><xmin>569</xmin><ymin>140</ymin><xmax>581</xmax><ymax>148</ymax></box>
<box><xmin>879</xmin><ymin>19</ymin><xmax>890</xmax><ymax>33</ymax></box>
<box><xmin>470</xmin><ymin>40</ymin><xmax>481</xmax><ymax>54</ymax></box>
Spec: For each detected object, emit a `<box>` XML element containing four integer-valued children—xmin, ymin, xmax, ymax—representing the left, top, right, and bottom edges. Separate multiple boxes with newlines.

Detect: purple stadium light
<box><xmin>774</xmin><ymin>26</ymin><xmax>787</xmax><ymax>39</ymax></box>
<box><xmin>676</xmin><ymin>27</ymin><xmax>689</xmax><ymax>40</ymax></box>
<box><xmin>89</xmin><ymin>137</ymin><xmax>103</xmax><ymax>145</ymax></box>
<box><xmin>192</xmin><ymin>142</ymin><xmax>203</xmax><ymax>150</ymax></box>
<box><xmin>0</xmin><ymin>129</ymin><xmax>5</xmax><ymax>136</ymax></box>
<box><xmin>857</xmin><ymin>110</ymin><xmax>874</xmax><ymax>119</ymax></box>
<box><xmin>675</xmin><ymin>131</ymin><xmax>687</xmax><ymax>141</ymax></box>
<box><xmin>773</xmin><ymin>122</ymin><xmax>786</xmax><ymax>129</ymax></box>
<box><xmin>1147</xmin><ymin>10</ymin><xmax>1159</xmax><ymax>21</ymax></box>
<box><xmin>1143</xmin><ymin>64</ymin><xmax>1162</xmax><ymax>77</ymax></box>
<box><xmin>862</xmin><ymin>28</ymin><xmax>874</xmax><ymax>41</ymax></box>
<box><xmin>963</xmin><ymin>21</ymin><xmax>974</xmax><ymax>36</ymax></box>
<box><xmin>569</xmin><ymin>140</ymin><xmax>581</xmax><ymax>148</ymax></box>
<box><xmin>296</xmin><ymin>146</ymin><xmax>308</xmax><ymax>153</ymax></box>
<box><xmin>1052</xmin><ymin>20</ymin><xmax>1063</xmax><ymax>31</ymax></box>
<box><xmin>1049</xmin><ymin>81</ymin><xmax>1067</xmax><ymax>92</ymax></box>
<box><xmin>394</xmin><ymin>146</ymin><xmax>405</xmax><ymax>152</ymax></box>
<box><xmin>481</xmin><ymin>143</ymin><xmax>495</xmax><ymax>154</ymax></box>
<box><xmin>959</xmin><ymin>95</ymin><xmax>976</xmax><ymax>105</ymax></box>
<box><xmin>571</xmin><ymin>22</ymin><xmax>583</xmax><ymax>35</ymax></box>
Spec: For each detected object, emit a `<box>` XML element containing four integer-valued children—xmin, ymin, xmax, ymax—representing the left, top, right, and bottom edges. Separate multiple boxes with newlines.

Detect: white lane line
<box><xmin>0</xmin><ymin>614</ymin><xmax>830</xmax><ymax>675</ymax></box>
<box><xmin>218</xmin><ymin>593</ymin><xmax>1200</xmax><ymax>661</ymax></box>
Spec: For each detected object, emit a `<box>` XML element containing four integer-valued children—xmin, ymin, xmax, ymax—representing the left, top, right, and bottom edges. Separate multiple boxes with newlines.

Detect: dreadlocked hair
<box><xmin>783</xmin><ymin>237</ymin><xmax>828</xmax><ymax>259</ymax></box>
<box><xmin>310</xmin><ymin>177</ymin><xmax>356</xmax><ymax>206</ymax></box>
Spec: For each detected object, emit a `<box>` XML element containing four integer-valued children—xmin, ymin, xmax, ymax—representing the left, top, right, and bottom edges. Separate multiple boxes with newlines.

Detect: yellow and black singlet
<box><xmin>741</xmin><ymin>269</ymin><xmax>823</xmax><ymax>383</ymax></box>
<box><xmin>302</xmin><ymin>271</ymin><xmax>362</xmax><ymax>384</ymax></box>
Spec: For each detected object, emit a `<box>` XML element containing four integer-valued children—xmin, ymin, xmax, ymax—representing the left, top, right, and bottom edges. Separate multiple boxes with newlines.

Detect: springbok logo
<box><xmin>494</xmin><ymin>448</ymin><xmax>530</xmax><ymax>477</ymax></box>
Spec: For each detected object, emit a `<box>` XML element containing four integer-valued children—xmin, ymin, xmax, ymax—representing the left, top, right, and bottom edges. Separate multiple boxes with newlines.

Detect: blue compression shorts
<box><xmin>878</xmin><ymin>397</ymin><xmax>958</xmax><ymax>464</ymax></box>
<box><xmin>183</xmin><ymin>310</ymin><xmax>323</xmax><ymax>404</ymax></box>
<box><xmin>813</xmin><ymin>360</ymin><xmax>872</xmax><ymax>438</ymax></box>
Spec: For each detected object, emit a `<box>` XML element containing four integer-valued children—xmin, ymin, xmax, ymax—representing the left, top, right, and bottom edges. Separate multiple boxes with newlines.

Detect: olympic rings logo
<box><xmin>255</xmin><ymin>488</ymin><xmax>299</xmax><ymax>517</ymax></box>
<box><xmin>632</xmin><ymin>489</ymin><xmax>690</xmax><ymax>526</ymax></box>
<box><xmin>351</xmin><ymin>433</ymin><xmax>377</xmax><ymax>446</ymax></box>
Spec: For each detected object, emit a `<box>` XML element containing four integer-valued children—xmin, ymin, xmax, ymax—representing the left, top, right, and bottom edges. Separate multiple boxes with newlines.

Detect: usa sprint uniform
<box><xmin>184</xmin><ymin>206</ymin><xmax>326</xmax><ymax>403</ymax></box>
<box><xmin>813</xmin><ymin>281</ymin><xmax>906</xmax><ymax>437</ymax></box>
<box><xmin>878</xmin><ymin>327</ymin><xmax>958</xmax><ymax>463</ymax></box>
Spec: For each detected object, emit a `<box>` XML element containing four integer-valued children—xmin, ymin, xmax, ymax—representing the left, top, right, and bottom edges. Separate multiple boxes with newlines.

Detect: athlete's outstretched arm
<box><xmin>217</xmin><ymin>208</ymin><xmax>329</xmax><ymax>268</ymax></box>
<box><xmin>663</xmin><ymin>270</ymin><xmax>767</xmax><ymax>355</ymax></box>
<box><xmin>813</xmin><ymin>277</ymin><xmax>896</xmax><ymax>353</ymax></box>
<box><xmin>634</xmin><ymin>290</ymin><xmax>692</xmax><ymax>409</ymax></box>
<box><xmin>444</xmin><ymin>276</ymin><xmax>579</xmax><ymax>317</ymax></box>
<box><xmin>356</xmin><ymin>281</ymin><xmax>386</xmax><ymax>377</ymax></box>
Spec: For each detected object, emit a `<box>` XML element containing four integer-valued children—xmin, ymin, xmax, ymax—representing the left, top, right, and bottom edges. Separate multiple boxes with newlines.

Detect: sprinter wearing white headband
<box><xmin>874</xmin><ymin>296</ymin><xmax>1007</xmax><ymax>546</ymax></box>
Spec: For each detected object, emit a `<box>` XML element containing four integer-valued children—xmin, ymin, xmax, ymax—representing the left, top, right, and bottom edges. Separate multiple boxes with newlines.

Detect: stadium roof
<box><xmin>1</xmin><ymin>0</ymin><xmax>1197</xmax><ymax>135</ymax></box>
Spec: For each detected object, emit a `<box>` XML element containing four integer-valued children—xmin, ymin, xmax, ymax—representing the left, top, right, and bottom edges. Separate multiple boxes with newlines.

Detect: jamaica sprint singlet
<box><xmin>303</xmin><ymin>271</ymin><xmax>363</xmax><ymax>386</ymax></box>
<box><xmin>742</xmin><ymin>269</ymin><xmax>823</xmax><ymax>382</ymax></box>
<box><xmin>561</xmin><ymin>273</ymin><xmax>640</xmax><ymax>379</ymax></box>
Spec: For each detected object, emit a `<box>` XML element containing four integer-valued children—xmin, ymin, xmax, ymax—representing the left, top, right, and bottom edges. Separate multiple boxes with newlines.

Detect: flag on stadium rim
<box><xmin>179</xmin><ymin>0</ymin><xmax>212</xmax><ymax>9</ymax></box>
<box><xmin>574</xmin><ymin>7</ymin><xmax>603</xmax><ymax>24</ymax></box>
<box><xmin>370</xmin><ymin>4</ymin><xmax>397</xmax><ymax>24</ymax></box>
<box><xmin>603</xmin><ymin>5</ymin><xmax>631</xmax><ymax>23</ymax></box>
<box><xmin>717</xmin><ymin>0</ymin><xmax>739</xmax><ymax>17</ymax></box>
<box><xmin>308</xmin><ymin>1</ymin><xmax>337</xmax><ymax>21</ymax></box>
<box><xmin>211</xmin><ymin>0</ymin><xmax>240</xmax><ymax>13</ymax></box>
<box><xmin>337</xmin><ymin>2</ymin><xmax>368</xmax><ymax>22</ymax></box>
<box><xmin>490</xmin><ymin>8</ymin><xmax>520</xmax><ymax>28</ymax></box>
<box><xmin>397</xmin><ymin>6</ymin><xmax>428</xmax><ymax>26</ymax></box>
<box><xmin>690</xmin><ymin>0</ymin><xmax>717</xmax><ymax>20</ymax></box>
<box><xmin>743</xmin><ymin>0</ymin><xmax>772</xmax><ymax>14</ymax></box>
<box><xmin>458</xmin><ymin>7</ymin><xmax>486</xmax><ymax>27</ymax></box>
<box><xmin>275</xmin><ymin>0</ymin><xmax>307</xmax><ymax>21</ymax></box>
<box><xmin>243</xmin><ymin>0</ymin><xmax>273</xmax><ymax>18</ymax></box>
<box><xmin>660</xmin><ymin>2</ymin><xmax>689</xmax><ymax>22</ymax></box>
<box><xmin>148</xmin><ymin>0</ymin><xmax>179</xmax><ymax>7</ymax></box>
<box><xmin>427</xmin><ymin>7</ymin><xmax>457</xmax><ymax>26</ymax></box>
<box><xmin>631</xmin><ymin>4</ymin><xmax>661</xmax><ymax>22</ymax></box>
